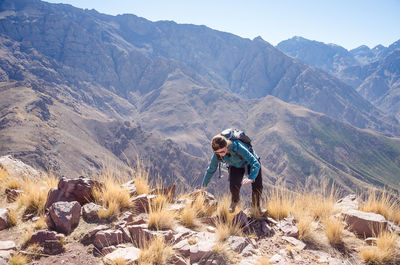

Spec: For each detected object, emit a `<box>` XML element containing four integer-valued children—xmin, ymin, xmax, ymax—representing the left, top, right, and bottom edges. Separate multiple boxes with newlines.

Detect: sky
<box><xmin>45</xmin><ymin>0</ymin><xmax>400</xmax><ymax>50</ymax></box>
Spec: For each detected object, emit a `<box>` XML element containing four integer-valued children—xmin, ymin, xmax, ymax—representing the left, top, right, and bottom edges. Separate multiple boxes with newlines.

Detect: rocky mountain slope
<box><xmin>277</xmin><ymin>37</ymin><xmax>400</xmax><ymax>119</ymax></box>
<box><xmin>0</xmin><ymin>0</ymin><xmax>400</xmax><ymax>193</ymax></box>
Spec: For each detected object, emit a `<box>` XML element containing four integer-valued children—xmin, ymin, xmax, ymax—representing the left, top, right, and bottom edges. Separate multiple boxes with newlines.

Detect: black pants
<box><xmin>229</xmin><ymin>164</ymin><xmax>263</xmax><ymax>208</ymax></box>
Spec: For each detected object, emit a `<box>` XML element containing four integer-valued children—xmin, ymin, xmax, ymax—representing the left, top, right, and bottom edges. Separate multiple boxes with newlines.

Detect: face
<box><xmin>215</xmin><ymin>146</ymin><xmax>227</xmax><ymax>156</ymax></box>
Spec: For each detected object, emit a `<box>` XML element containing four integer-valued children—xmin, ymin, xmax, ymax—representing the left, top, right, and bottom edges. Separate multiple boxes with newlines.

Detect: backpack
<box><xmin>217</xmin><ymin>128</ymin><xmax>253</xmax><ymax>177</ymax></box>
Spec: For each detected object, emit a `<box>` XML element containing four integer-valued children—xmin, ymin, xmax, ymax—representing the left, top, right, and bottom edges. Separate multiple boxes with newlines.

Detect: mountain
<box><xmin>277</xmin><ymin>37</ymin><xmax>400</xmax><ymax>120</ymax></box>
<box><xmin>1</xmin><ymin>0</ymin><xmax>400</xmax><ymax>193</ymax></box>
<box><xmin>1</xmin><ymin>0</ymin><xmax>399</xmax><ymax>137</ymax></box>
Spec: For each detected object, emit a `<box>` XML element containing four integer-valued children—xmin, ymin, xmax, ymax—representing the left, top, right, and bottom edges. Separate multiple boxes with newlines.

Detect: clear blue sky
<box><xmin>45</xmin><ymin>0</ymin><xmax>400</xmax><ymax>50</ymax></box>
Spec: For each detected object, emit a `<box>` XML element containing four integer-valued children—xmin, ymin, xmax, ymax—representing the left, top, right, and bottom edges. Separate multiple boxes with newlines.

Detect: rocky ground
<box><xmin>0</xmin><ymin>156</ymin><xmax>400</xmax><ymax>265</ymax></box>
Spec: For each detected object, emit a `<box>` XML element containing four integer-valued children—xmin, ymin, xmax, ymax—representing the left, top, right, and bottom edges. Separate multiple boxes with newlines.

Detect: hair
<box><xmin>211</xmin><ymin>134</ymin><xmax>230</xmax><ymax>151</ymax></box>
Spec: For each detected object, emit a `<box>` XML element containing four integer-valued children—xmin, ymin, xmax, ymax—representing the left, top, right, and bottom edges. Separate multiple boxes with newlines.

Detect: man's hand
<box><xmin>241</xmin><ymin>178</ymin><xmax>253</xmax><ymax>185</ymax></box>
<box><xmin>200</xmin><ymin>186</ymin><xmax>206</xmax><ymax>192</ymax></box>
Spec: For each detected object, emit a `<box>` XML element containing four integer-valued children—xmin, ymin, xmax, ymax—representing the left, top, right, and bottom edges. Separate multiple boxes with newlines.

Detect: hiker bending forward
<box><xmin>201</xmin><ymin>134</ymin><xmax>263</xmax><ymax>212</ymax></box>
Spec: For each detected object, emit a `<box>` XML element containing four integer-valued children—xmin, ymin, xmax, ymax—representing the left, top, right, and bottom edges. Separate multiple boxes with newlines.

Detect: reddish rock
<box><xmin>48</xmin><ymin>201</ymin><xmax>81</xmax><ymax>235</ymax></box>
<box><xmin>45</xmin><ymin>176</ymin><xmax>102</xmax><ymax>209</ymax></box>
<box><xmin>93</xmin><ymin>229</ymin><xmax>124</xmax><ymax>249</ymax></box>
<box><xmin>27</xmin><ymin>230</ymin><xmax>65</xmax><ymax>255</ymax></box>
<box><xmin>82</xmin><ymin>202</ymin><xmax>103</xmax><ymax>222</ymax></box>
<box><xmin>343</xmin><ymin>209</ymin><xmax>388</xmax><ymax>237</ymax></box>
<box><xmin>122</xmin><ymin>180</ymin><xmax>137</xmax><ymax>196</ymax></box>
<box><xmin>80</xmin><ymin>225</ymin><xmax>109</xmax><ymax>245</ymax></box>
<box><xmin>334</xmin><ymin>194</ymin><xmax>359</xmax><ymax>213</ymax></box>
<box><xmin>131</xmin><ymin>194</ymin><xmax>155</xmax><ymax>213</ymax></box>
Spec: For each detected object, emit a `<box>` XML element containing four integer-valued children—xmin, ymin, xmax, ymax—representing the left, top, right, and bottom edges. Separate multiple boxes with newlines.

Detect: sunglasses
<box><xmin>215</xmin><ymin>147</ymin><xmax>227</xmax><ymax>155</ymax></box>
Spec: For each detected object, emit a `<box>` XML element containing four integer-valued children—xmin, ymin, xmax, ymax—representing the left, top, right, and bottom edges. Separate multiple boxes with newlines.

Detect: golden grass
<box><xmin>132</xmin><ymin>160</ymin><xmax>151</xmax><ymax>195</ymax></box>
<box><xmin>147</xmin><ymin>203</ymin><xmax>176</xmax><ymax>231</ymax></box>
<box><xmin>34</xmin><ymin>215</ymin><xmax>48</xmax><ymax>230</ymax></box>
<box><xmin>211</xmin><ymin>242</ymin><xmax>242</xmax><ymax>264</ymax></box>
<box><xmin>360</xmin><ymin>189</ymin><xmax>399</xmax><ymax>224</ymax></box>
<box><xmin>323</xmin><ymin>217</ymin><xmax>344</xmax><ymax>246</ymax></box>
<box><xmin>8</xmin><ymin>208</ymin><xmax>18</xmax><ymax>227</ymax></box>
<box><xmin>6</xmin><ymin>178</ymin><xmax>21</xmax><ymax>189</ymax></box>
<box><xmin>360</xmin><ymin>230</ymin><xmax>399</xmax><ymax>264</ymax></box>
<box><xmin>0</xmin><ymin>166</ymin><xmax>9</xmax><ymax>184</ymax></box>
<box><xmin>265</xmin><ymin>186</ymin><xmax>294</xmax><ymax>220</ymax></box>
<box><xmin>294</xmin><ymin>212</ymin><xmax>314</xmax><ymax>241</ymax></box>
<box><xmin>17</xmin><ymin>179</ymin><xmax>48</xmax><ymax>216</ymax></box>
<box><xmin>9</xmin><ymin>253</ymin><xmax>30</xmax><ymax>265</ymax></box>
<box><xmin>138</xmin><ymin>236</ymin><xmax>174</xmax><ymax>265</ymax></box>
<box><xmin>93</xmin><ymin>172</ymin><xmax>132</xmax><ymax>220</ymax></box>
<box><xmin>180</xmin><ymin>202</ymin><xmax>198</xmax><ymax>229</ymax></box>
<box><xmin>215</xmin><ymin>196</ymin><xmax>243</xmax><ymax>242</ymax></box>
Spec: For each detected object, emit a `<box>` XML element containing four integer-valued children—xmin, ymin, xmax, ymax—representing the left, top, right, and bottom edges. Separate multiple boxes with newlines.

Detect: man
<box><xmin>201</xmin><ymin>133</ymin><xmax>263</xmax><ymax>212</ymax></box>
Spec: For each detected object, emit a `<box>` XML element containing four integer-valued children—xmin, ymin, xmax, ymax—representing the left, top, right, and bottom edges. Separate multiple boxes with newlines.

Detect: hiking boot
<box><xmin>229</xmin><ymin>201</ymin><xmax>238</xmax><ymax>213</ymax></box>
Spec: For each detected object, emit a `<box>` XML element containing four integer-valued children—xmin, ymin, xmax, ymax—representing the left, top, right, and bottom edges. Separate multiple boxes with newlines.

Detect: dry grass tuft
<box><xmin>0</xmin><ymin>166</ymin><xmax>9</xmax><ymax>184</ymax></box>
<box><xmin>6</xmin><ymin>178</ymin><xmax>21</xmax><ymax>189</ymax></box>
<box><xmin>93</xmin><ymin>171</ymin><xmax>132</xmax><ymax>220</ymax></box>
<box><xmin>360</xmin><ymin>189</ymin><xmax>399</xmax><ymax>224</ymax></box>
<box><xmin>147</xmin><ymin>203</ymin><xmax>175</xmax><ymax>231</ymax></box>
<box><xmin>9</xmin><ymin>253</ymin><xmax>30</xmax><ymax>265</ymax></box>
<box><xmin>360</xmin><ymin>230</ymin><xmax>399</xmax><ymax>264</ymax></box>
<box><xmin>180</xmin><ymin>202</ymin><xmax>198</xmax><ymax>229</ymax></box>
<box><xmin>138</xmin><ymin>236</ymin><xmax>174</xmax><ymax>265</ymax></box>
<box><xmin>34</xmin><ymin>215</ymin><xmax>48</xmax><ymax>230</ymax></box>
<box><xmin>7</xmin><ymin>208</ymin><xmax>18</xmax><ymax>227</ymax></box>
<box><xmin>215</xmin><ymin>196</ymin><xmax>243</xmax><ymax>242</ymax></box>
<box><xmin>265</xmin><ymin>186</ymin><xmax>294</xmax><ymax>220</ymax></box>
<box><xmin>132</xmin><ymin>161</ymin><xmax>151</xmax><ymax>195</ymax></box>
<box><xmin>17</xmin><ymin>179</ymin><xmax>48</xmax><ymax>216</ymax></box>
<box><xmin>323</xmin><ymin>217</ymin><xmax>344</xmax><ymax>246</ymax></box>
<box><xmin>211</xmin><ymin>242</ymin><xmax>241</xmax><ymax>264</ymax></box>
<box><xmin>294</xmin><ymin>212</ymin><xmax>314</xmax><ymax>241</ymax></box>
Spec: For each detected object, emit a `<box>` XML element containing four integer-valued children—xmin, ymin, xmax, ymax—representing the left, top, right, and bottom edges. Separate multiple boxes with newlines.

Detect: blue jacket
<box><xmin>202</xmin><ymin>140</ymin><xmax>260</xmax><ymax>187</ymax></box>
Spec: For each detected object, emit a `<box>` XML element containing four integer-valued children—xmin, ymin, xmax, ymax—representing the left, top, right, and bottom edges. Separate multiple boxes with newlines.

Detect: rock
<box><xmin>188</xmin><ymin>232</ymin><xmax>215</xmax><ymax>263</ymax></box>
<box><xmin>172</xmin><ymin>225</ymin><xmax>195</xmax><ymax>244</ymax></box>
<box><xmin>5</xmin><ymin>188</ymin><xmax>23</xmax><ymax>203</ymax></box>
<box><xmin>343</xmin><ymin>209</ymin><xmax>388</xmax><ymax>237</ymax></box>
<box><xmin>27</xmin><ymin>230</ymin><xmax>65</xmax><ymax>255</ymax></box>
<box><xmin>127</xmin><ymin>224</ymin><xmax>173</xmax><ymax>245</ymax></box>
<box><xmin>246</xmin><ymin>218</ymin><xmax>275</xmax><ymax>238</ymax></box>
<box><xmin>282</xmin><ymin>236</ymin><xmax>306</xmax><ymax>250</ymax></box>
<box><xmin>0</xmin><ymin>209</ymin><xmax>10</xmax><ymax>231</ymax></box>
<box><xmin>101</xmin><ymin>245</ymin><xmax>117</xmax><ymax>256</ymax></box>
<box><xmin>131</xmin><ymin>194</ymin><xmax>155</xmax><ymax>213</ymax></box>
<box><xmin>48</xmin><ymin>201</ymin><xmax>81</xmax><ymax>234</ymax></box>
<box><xmin>388</xmin><ymin>221</ymin><xmax>400</xmax><ymax>235</ymax></box>
<box><xmin>334</xmin><ymin>194</ymin><xmax>359</xmax><ymax>213</ymax></box>
<box><xmin>278</xmin><ymin>218</ymin><xmax>299</xmax><ymax>238</ymax></box>
<box><xmin>82</xmin><ymin>202</ymin><xmax>103</xmax><ymax>222</ymax></box>
<box><xmin>103</xmin><ymin>246</ymin><xmax>140</xmax><ymax>265</ymax></box>
<box><xmin>80</xmin><ymin>225</ymin><xmax>109</xmax><ymax>245</ymax></box>
<box><xmin>123</xmin><ymin>212</ymin><xmax>148</xmax><ymax>226</ymax></box>
<box><xmin>0</xmin><ymin>250</ymin><xmax>14</xmax><ymax>264</ymax></box>
<box><xmin>269</xmin><ymin>253</ymin><xmax>285</xmax><ymax>264</ymax></box>
<box><xmin>44</xmin><ymin>176</ymin><xmax>102</xmax><ymax>209</ymax></box>
<box><xmin>150</xmin><ymin>184</ymin><xmax>176</xmax><ymax>199</ymax></box>
<box><xmin>199</xmin><ymin>216</ymin><xmax>219</xmax><ymax>227</ymax></box>
<box><xmin>227</xmin><ymin>236</ymin><xmax>247</xmax><ymax>253</ymax></box>
<box><xmin>168</xmin><ymin>203</ymin><xmax>186</xmax><ymax>212</ymax></box>
<box><xmin>93</xmin><ymin>229</ymin><xmax>124</xmax><ymax>249</ymax></box>
<box><xmin>233</xmin><ymin>210</ymin><xmax>249</xmax><ymax>228</ymax></box>
<box><xmin>207</xmin><ymin>226</ymin><xmax>216</xmax><ymax>233</ymax></box>
<box><xmin>0</xmin><ymin>241</ymin><xmax>16</xmax><ymax>251</ymax></box>
<box><xmin>169</xmin><ymin>254</ymin><xmax>187</xmax><ymax>265</ymax></box>
<box><xmin>0</xmin><ymin>155</ymin><xmax>43</xmax><ymax>179</ymax></box>
<box><xmin>122</xmin><ymin>180</ymin><xmax>136</xmax><ymax>196</ymax></box>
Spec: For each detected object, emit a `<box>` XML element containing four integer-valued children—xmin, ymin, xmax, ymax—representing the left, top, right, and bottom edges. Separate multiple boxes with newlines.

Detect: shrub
<box><xmin>138</xmin><ymin>236</ymin><xmax>174</xmax><ymax>265</ymax></box>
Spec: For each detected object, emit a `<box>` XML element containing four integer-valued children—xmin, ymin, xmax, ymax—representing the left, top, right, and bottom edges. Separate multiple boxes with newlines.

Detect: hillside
<box><xmin>0</xmin><ymin>0</ymin><xmax>399</xmax><ymax>193</ymax></box>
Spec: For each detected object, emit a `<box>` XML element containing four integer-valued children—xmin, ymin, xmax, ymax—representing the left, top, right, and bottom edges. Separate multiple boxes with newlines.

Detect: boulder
<box><xmin>0</xmin><ymin>241</ymin><xmax>16</xmax><ymax>251</ymax></box>
<box><xmin>277</xmin><ymin>218</ymin><xmax>299</xmax><ymax>238</ymax></box>
<box><xmin>0</xmin><ymin>155</ymin><xmax>43</xmax><ymax>179</ymax></box>
<box><xmin>334</xmin><ymin>194</ymin><xmax>359</xmax><ymax>213</ymax></box>
<box><xmin>27</xmin><ymin>230</ymin><xmax>65</xmax><ymax>255</ymax></box>
<box><xmin>103</xmin><ymin>246</ymin><xmax>140</xmax><ymax>265</ymax></box>
<box><xmin>80</xmin><ymin>225</ymin><xmax>109</xmax><ymax>245</ymax></box>
<box><xmin>233</xmin><ymin>210</ymin><xmax>249</xmax><ymax>228</ymax></box>
<box><xmin>127</xmin><ymin>224</ymin><xmax>173</xmax><ymax>245</ymax></box>
<box><xmin>82</xmin><ymin>202</ymin><xmax>103</xmax><ymax>222</ymax></box>
<box><xmin>0</xmin><ymin>209</ymin><xmax>10</xmax><ymax>231</ymax></box>
<box><xmin>343</xmin><ymin>209</ymin><xmax>388</xmax><ymax>237</ymax></box>
<box><xmin>45</xmin><ymin>176</ymin><xmax>102</xmax><ymax>209</ymax></box>
<box><xmin>48</xmin><ymin>201</ymin><xmax>81</xmax><ymax>235</ymax></box>
<box><xmin>93</xmin><ymin>229</ymin><xmax>124</xmax><ymax>249</ymax></box>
